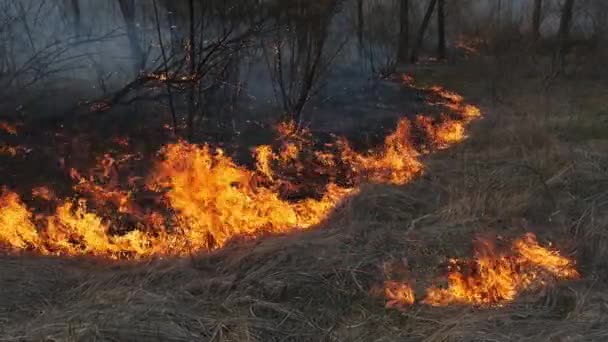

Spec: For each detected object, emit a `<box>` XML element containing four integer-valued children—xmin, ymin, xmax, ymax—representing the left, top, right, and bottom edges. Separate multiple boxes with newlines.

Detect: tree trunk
<box><xmin>532</xmin><ymin>0</ymin><xmax>542</xmax><ymax>42</ymax></box>
<box><xmin>164</xmin><ymin>1</ymin><xmax>181</xmax><ymax>54</ymax></box>
<box><xmin>397</xmin><ymin>0</ymin><xmax>409</xmax><ymax>63</ymax></box>
<box><xmin>117</xmin><ymin>0</ymin><xmax>146</xmax><ymax>74</ymax></box>
<box><xmin>187</xmin><ymin>0</ymin><xmax>196</xmax><ymax>140</ymax></box>
<box><xmin>357</xmin><ymin>0</ymin><xmax>364</xmax><ymax>47</ymax></box>
<box><xmin>410</xmin><ymin>0</ymin><xmax>438</xmax><ymax>63</ymax></box>
<box><xmin>152</xmin><ymin>0</ymin><xmax>178</xmax><ymax>135</ymax></box>
<box><xmin>556</xmin><ymin>0</ymin><xmax>575</xmax><ymax>70</ymax></box>
<box><xmin>70</xmin><ymin>0</ymin><xmax>81</xmax><ymax>35</ymax></box>
<box><xmin>496</xmin><ymin>0</ymin><xmax>502</xmax><ymax>30</ymax></box>
<box><xmin>437</xmin><ymin>0</ymin><xmax>446</xmax><ymax>60</ymax></box>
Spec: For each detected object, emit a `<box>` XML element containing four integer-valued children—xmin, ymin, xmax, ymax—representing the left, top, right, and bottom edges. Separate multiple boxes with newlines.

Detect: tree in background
<box><xmin>357</xmin><ymin>0</ymin><xmax>364</xmax><ymax>47</ymax></box>
<box><xmin>117</xmin><ymin>0</ymin><xmax>146</xmax><ymax>74</ymax></box>
<box><xmin>437</xmin><ymin>0</ymin><xmax>446</xmax><ymax>60</ymax></box>
<box><xmin>410</xmin><ymin>0</ymin><xmax>438</xmax><ymax>63</ymax></box>
<box><xmin>397</xmin><ymin>0</ymin><xmax>409</xmax><ymax>63</ymax></box>
<box><xmin>532</xmin><ymin>0</ymin><xmax>543</xmax><ymax>43</ymax></box>
<box><xmin>70</xmin><ymin>0</ymin><xmax>81</xmax><ymax>35</ymax></box>
<box><xmin>264</xmin><ymin>0</ymin><xmax>341</xmax><ymax>127</ymax></box>
<box><xmin>556</xmin><ymin>0</ymin><xmax>576</xmax><ymax>71</ymax></box>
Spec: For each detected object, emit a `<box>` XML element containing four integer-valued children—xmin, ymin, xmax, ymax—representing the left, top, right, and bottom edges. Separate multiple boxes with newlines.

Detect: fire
<box><xmin>255</xmin><ymin>145</ymin><xmax>276</xmax><ymax>180</ymax></box>
<box><xmin>514</xmin><ymin>233</ymin><xmax>579</xmax><ymax>279</ymax></box>
<box><xmin>0</xmin><ymin>145</ymin><xmax>18</xmax><ymax>156</ymax></box>
<box><xmin>70</xmin><ymin>154</ymin><xmax>139</xmax><ymax>215</ymax></box>
<box><xmin>32</xmin><ymin>186</ymin><xmax>55</xmax><ymax>201</ymax></box>
<box><xmin>279</xmin><ymin>142</ymin><xmax>300</xmax><ymax>165</ymax></box>
<box><xmin>148</xmin><ymin>142</ymin><xmax>301</xmax><ymax>250</ymax></box>
<box><xmin>112</xmin><ymin>137</ymin><xmax>130</xmax><ymax>147</ymax></box>
<box><xmin>0</xmin><ymin>77</ymin><xmax>483</xmax><ymax>258</ymax></box>
<box><xmin>430</xmin><ymin>86</ymin><xmax>463</xmax><ymax>103</ymax></box>
<box><xmin>276</xmin><ymin>120</ymin><xmax>300</xmax><ymax>138</ymax></box>
<box><xmin>400</xmin><ymin>74</ymin><xmax>415</xmax><ymax>86</ymax></box>
<box><xmin>423</xmin><ymin>233</ymin><xmax>579</xmax><ymax>307</ymax></box>
<box><xmin>416</xmin><ymin>115</ymin><xmax>466</xmax><ymax>149</ymax></box>
<box><xmin>454</xmin><ymin>36</ymin><xmax>483</xmax><ymax>57</ymax></box>
<box><xmin>379</xmin><ymin>234</ymin><xmax>578</xmax><ymax>310</ymax></box>
<box><xmin>0</xmin><ymin>144</ymin><xmax>31</xmax><ymax>157</ymax></box>
<box><xmin>429</xmin><ymin>86</ymin><xmax>482</xmax><ymax>120</ymax></box>
<box><xmin>147</xmin><ymin>141</ymin><xmax>357</xmax><ymax>251</ymax></box>
<box><xmin>0</xmin><ymin>121</ymin><xmax>18</xmax><ymax>135</ymax></box>
<box><xmin>43</xmin><ymin>200</ymin><xmax>157</xmax><ymax>258</ymax></box>
<box><xmin>400</xmin><ymin>74</ymin><xmax>482</xmax><ymax>122</ymax></box>
<box><xmin>384</xmin><ymin>281</ymin><xmax>416</xmax><ymax>309</ymax></box>
<box><xmin>338</xmin><ymin>118</ymin><xmax>422</xmax><ymax>184</ymax></box>
<box><xmin>0</xmin><ymin>191</ymin><xmax>40</xmax><ymax>250</ymax></box>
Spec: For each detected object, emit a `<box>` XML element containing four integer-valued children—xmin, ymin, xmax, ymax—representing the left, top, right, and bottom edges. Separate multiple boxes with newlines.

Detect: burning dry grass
<box><xmin>422</xmin><ymin>233</ymin><xmax>578</xmax><ymax>307</ymax></box>
<box><xmin>0</xmin><ymin>144</ymin><xmax>31</xmax><ymax>157</ymax></box>
<box><xmin>0</xmin><ymin>190</ymin><xmax>40</xmax><ymax>249</ymax></box>
<box><xmin>0</xmin><ymin>75</ymin><xmax>481</xmax><ymax>259</ymax></box>
<box><xmin>378</xmin><ymin>233</ymin><xmax>579</xmax><ymax>310</ymax></box>
<box><xmin>147</xmin><ymin>141</ymin><xmax>356</xmax><ymax>251</ymax></box>
<box><xmin>2</xmin><ymin>65</ymin><xmax>605</xmax><ymax>341</ymax></box>
<box><xmin>0</xmin><ymin>120</ymin><xmax>18</xmax><ymax>135</ymax></box>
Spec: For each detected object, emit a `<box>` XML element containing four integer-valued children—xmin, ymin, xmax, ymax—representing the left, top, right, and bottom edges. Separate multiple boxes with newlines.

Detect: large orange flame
<box><xmin>338</xmin><ymin>118</ymin><xmax>423</xmax><ymax>184</ymax></box>
<box><xmin>0</xmin><ymin>76</ymin><xmax>483</xmax><ymax>258</ymax></box>
<box><xmin>0</xmin><ymin>190</ymin><xmax>40</xmax><ymax>250</ymax></box>
<box><xmin>147</xmin><ymin>142</ymin><xmax>335</xmax><ymax>251</ymax></box>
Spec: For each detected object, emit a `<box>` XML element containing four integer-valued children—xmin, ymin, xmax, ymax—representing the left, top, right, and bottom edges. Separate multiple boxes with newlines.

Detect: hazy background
<box><xmin>1</xmin><ymin>0</ymin><xmax>605</xmax><ymax>128</ymax></box>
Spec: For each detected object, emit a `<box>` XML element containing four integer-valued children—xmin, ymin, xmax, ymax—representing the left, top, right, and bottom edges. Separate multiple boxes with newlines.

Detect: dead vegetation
<box><xmin>2</xmin><ymin>0</ymin><xmax>608</xmax><ymax>340</ymax></box>
<box><xmin>1</xmin><ymin>57</ymin><xmax>607</xmax><ymax>341</ymax></box>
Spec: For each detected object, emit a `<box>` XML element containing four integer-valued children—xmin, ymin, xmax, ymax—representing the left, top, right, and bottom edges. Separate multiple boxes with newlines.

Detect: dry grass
<box><xmin>2</xmin><ymin>59</ymin><xmax>608</xmax><ymax>341</ymax></box>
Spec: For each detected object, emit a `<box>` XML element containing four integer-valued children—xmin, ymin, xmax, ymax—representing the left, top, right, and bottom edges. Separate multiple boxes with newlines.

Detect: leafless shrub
<box><xmin>262</xmin><ymin>0</ymin><xmax>344</xmax><ymax>127</ymax></box>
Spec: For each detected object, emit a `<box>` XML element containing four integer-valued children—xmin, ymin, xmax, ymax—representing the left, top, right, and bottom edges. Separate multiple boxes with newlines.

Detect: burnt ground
<box><xmin>0</xmin><ymin>70</ymin><xmax>449</xmax><ymax>215</ymax></box>
<box><xmin>2</xmin><ymin>57</ymin><xmax>608</xmax><ymax>341</ymax></box>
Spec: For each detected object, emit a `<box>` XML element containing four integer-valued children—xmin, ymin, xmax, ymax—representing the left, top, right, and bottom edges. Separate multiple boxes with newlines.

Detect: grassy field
<box><xmin>1</xmin><ymin>58</ymin><xmax>607</xmax><ymax>341</ymax></box>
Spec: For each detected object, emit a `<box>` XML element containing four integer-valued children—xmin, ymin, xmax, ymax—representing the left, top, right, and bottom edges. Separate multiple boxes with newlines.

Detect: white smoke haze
<box><xmin>0</xmin><ymin>0</ymin><xmax>605</xmax><ymax>121</ymax></box>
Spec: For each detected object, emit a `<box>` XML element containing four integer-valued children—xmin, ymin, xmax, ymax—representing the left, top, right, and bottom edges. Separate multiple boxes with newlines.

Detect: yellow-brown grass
<box><xmin>1</xmin><ymin>60</ymin><xmax>607</xmax><ymax>341</ymax></box>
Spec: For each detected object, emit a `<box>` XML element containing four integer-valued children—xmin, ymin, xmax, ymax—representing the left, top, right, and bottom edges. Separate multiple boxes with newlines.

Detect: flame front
<box><xmin>0</xmin><ymin>77</ymin><xmax>482</xmax><ymax>258</ymax></box>
<box><xmin>423</xmin><ymin>233</ymin><xmax>579</xmax><ymax>307</ymax></box>
<box><xmin>149</xmin><ymin>142</ymin><xmax>302</xmax><ymax>250</ymax></box>
<box><xmin>0</xmin><ymin>191</ymin><xmax>40</xmax><ymax>249</ymax></box>
<box><xmin>379</xmin><ymin>233</ymin><xmax>579</xmax><ymax>309</ymax></box>
<box><xmin>338</xmin><ymin>118</ymin><xmax>422</xmax><ymax>184</ymax></box>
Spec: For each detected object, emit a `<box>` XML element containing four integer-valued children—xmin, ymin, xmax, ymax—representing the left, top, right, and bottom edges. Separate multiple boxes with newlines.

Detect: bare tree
<box><xmin>187</xmin><ymin>0</ymin><xmax>196</xmax><ymax>139</ymax></box>
<box><xmin>397</xmin><ymin>0</ymin><xmax>409</xmax><ymax>63</ymax></box>
<box><xmin>437</xmin><ymin>0</ymin><xmax>446</xmax><ymax>60</ymax></box>
<box><xmin>532</xmin><ymin>0</ymin><xmax>543</xmax><ymax>42</ymax></box>
<box><xmin>117</xmin><ymin>0</ymin><xmax>146</xmax><ymax>74</ymax></box>
<box><xmin>152</xmin><ymin>0</ymin><xmax>178</xmax><ymax>135</ymax></box>
<box><xmin>357</xmin><ymin>0</ymin><xmax>364</xmax><ymax>47</ymax></box>
<box><xmin>70</xmin><ymin>0</ymin><xmax>81</xmax><ymax>35</ymax></box>
<box><xmin>556</xmin><ymin>0</ymin><xmax>576</xmax><ymax>70</ymax></box>
<box><xmin>410</xmin><ymin>0</ymin><xmax>438</xmax><ymax>63</ymax></box>
<box><xmin>0</xmin><ymin>1</ymin><xmax>120</xmax><ymax>102</ymax></box>
<box><xmin>265</xmin><ymin>1</ymin><xmax>341</xmax><ymax>126</ymax></box>
<box><xmin>360</xmin><ymin>1</ymin><xmax>401</xmax><ymax>76</ymax></box>
<box><xmin>105</xmin><ymin>0</ymin><xmax>268</xmax><ymax>139</ymax></box>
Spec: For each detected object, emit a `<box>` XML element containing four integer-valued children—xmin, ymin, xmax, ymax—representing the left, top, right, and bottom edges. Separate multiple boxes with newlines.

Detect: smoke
<box><xmin>0</xmin><ymin>0</ymin><xmax>604</xmax><ymax>120</ymax></box>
